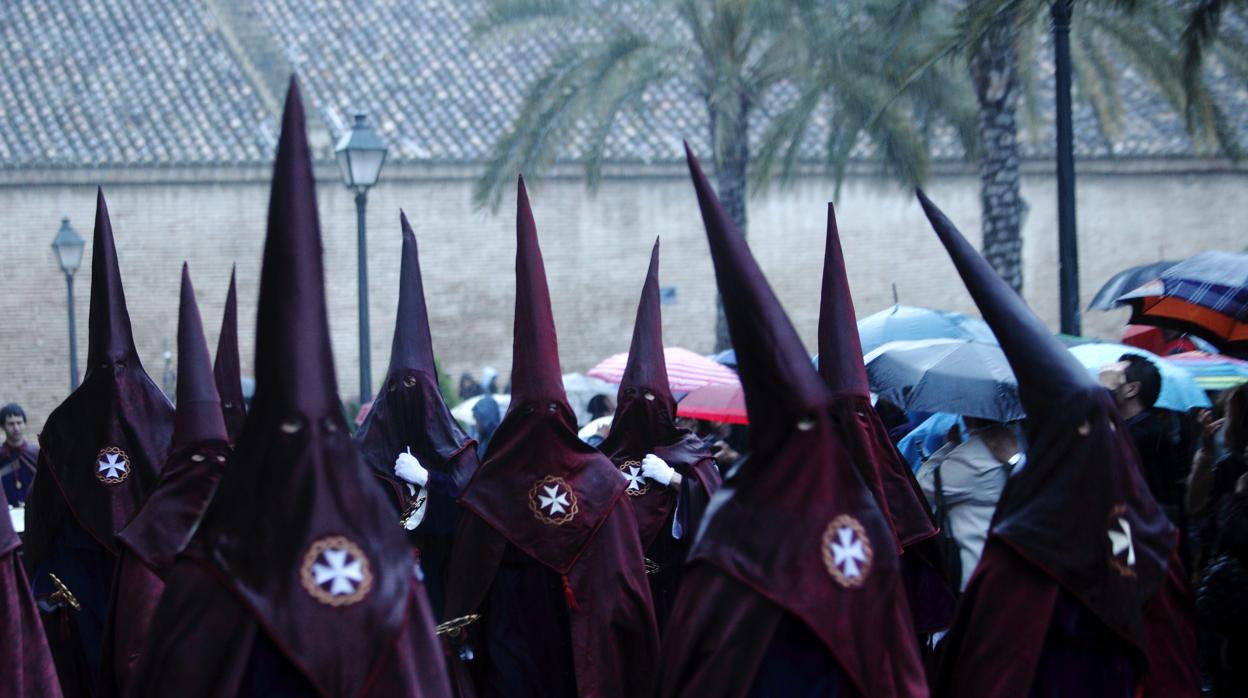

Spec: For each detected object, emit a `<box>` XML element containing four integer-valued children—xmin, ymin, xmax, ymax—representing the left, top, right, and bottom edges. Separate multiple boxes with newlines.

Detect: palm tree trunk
<box><xmin>971</xmin><ymin>16</ymin><xmax>1025</xmax><ymax>294</ymax></box>
<box><xmin>708</xmin><ymin>98</ymin><xmax>751</xmax><ymax>352</ymax></box>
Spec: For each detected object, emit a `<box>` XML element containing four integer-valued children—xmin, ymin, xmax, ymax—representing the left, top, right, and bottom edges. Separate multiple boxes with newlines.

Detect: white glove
<box><xmin>641</xmin><ymin>454</ymin><xmax>676</xmax><ymax>487</ymax></box>
<box><xmin>394</xmin><ymin>450</ymin><xmax>428</xmax><ymax>487</ymax></box>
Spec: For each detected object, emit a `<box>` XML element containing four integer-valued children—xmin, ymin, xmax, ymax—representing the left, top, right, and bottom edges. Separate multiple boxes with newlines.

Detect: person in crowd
<box><xmin>458</xmin><ymin>372</ymin><xmax>483</xmax><ymax>401</ymax></box>
<box><xmin>656</xmin><ymin>146</ymin><xmax>927</xmax><ymax>697</ymax></box>
<box><xmin>581</xmin><ymin>393</ymin><xmax>616</xmax><ymax>447</ymax></box>
<box><xmin>481</xmin><ymin>366</ymin><xmax>500</xmax><ymax>396</ymax></box>
<box><xmin>0</xmin><ymin>403</ymin><xmax>38</xmax><ymax>507</ymax></box>
<box><xmin>898</xmin><ymin>412</ymin><xmax>964</xmax><ymax>472</ymax></box>
<box><xmin>97</xmin><ymin>265</ymin><xmax>231</xmax><ymax>697</ymax></box>
<box><xmin>442</xmin><ymin>177</ymin><xmax>656</xmax><ymax>698</ymax></box>
<box><xmin>1188</xmin><ymin>384</ymin><xmax>1247</xmax><ymax>569</ymax></box>
<box><xmin>23</xmin><ymin>189</ymin><xmax>176</xmax><ymax>696</ymax></box>
<box><xmin>129</xmin><ymin>78</ymin><xmax>449</xmax><ymax>698</ymax></box>
<box><xmin>355</xmin><ymin>212</ymin><xmax>480</xmax><ymax>620</ymax></box>
<box><xmin>1101</xmin><ymin>355</ymin><xmax>1195</xmax><ymax>525</ymax></box>
<box><xmin>1195</xmin><ymin>470</ymin><xmax>1248</xmax><ymax>696</ymax></box>
<box><xmin>917</xmin><ymin>417</ymin><xmax>1020</xmax><ymax>590</ymax></box>
<box><xmin>918</xmin><ymin>190</ymin><xmax>1198</xmax><ymax>697</ymax></box>
<box><xmin>597</xmin><ymin>238</ymin><xmax>721</xmax><ymax>631</ymax></box>
<box><xmin>0</xmin><ymin>485</ymin><xmax>61</xmax><ymax>696</ymax></box>
<box><xmin>472</xmin><ymin>392</ymin><xmax>501</xmax><ymax>459</ymax></box>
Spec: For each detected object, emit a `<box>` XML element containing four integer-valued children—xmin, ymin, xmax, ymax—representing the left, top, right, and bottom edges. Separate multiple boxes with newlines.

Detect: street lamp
<box><xmin>335</xmin><ymin>111</ymin><xmax>388</xmax><ymax>406</ymax></box>
<box><xmin>1052</xmin><ymin>0</ymin><xmax>1080</xmax><ymax>336</ymax></box>
<box><xmin>51</xmin><ymin>217</ymin><xmax>85</xmax><ymax>391</ymax></box>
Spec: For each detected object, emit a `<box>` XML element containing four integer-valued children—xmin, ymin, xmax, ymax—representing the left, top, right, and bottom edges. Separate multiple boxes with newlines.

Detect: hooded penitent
<box><xmin>356</xmin><ymin>211</ymin><xmax>480</xmax><ymax>618</ymax></box>
<box><xmin>213</xmin><ymin>267</ymin><xmax>246</xmax><ymax>444</ymax></box>
<box><xmin>0</xmin><ymin>487</ymin><xmax>62</xmax><ymax>698</ymax></box>
<box><xmin>917</xmin><ymin>191</ymin><xmax>1197</xmax><ymax>697</ymax></box>
<box><xmin>443</xmin><ymin>177</ymin><xmax>658</xmax><ymax>698</ymax></box>
<box><xmin>23</xmin><ymin>188</ymin><xmax>175</xmax><ymax>692</ymax></box>
<box><xmin>597</xmin><ymin>238</ymin><xmax>721</xmax><ymax>629</ymax></box>
<box><xmin>818</xmin><ymin>204</ymin><xmax>953</xmax><ymax>632</ymax></box>
<box><xmin>129</xmin><ymin>78</ymin><xmax>450</xmax><ymax>698</ymax></box>
<box><xmin>98</xmin><ymin>264</ymin><xmax>231</xmax><ymax>697</ymax></box>
<box><xmin>655</xmin><ymin>147</ymin><xmax>927</xmax><ymax>698</ymax></box>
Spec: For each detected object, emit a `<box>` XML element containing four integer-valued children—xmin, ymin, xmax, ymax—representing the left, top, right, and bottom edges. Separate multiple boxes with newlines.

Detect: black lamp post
<box><xmin>334</xmin><ymin>111</ymin><xmax>388</xmax><ymax>406</ymax></box>
<box><xmin>51</xmin><ymin>217</ymin><xmax>85</xmax><ymax>391</ymax></box>
<box><xmin>1052</xmin><ymin>0</ymin><xmax>1080</xmax><ymax>336</ymax></box>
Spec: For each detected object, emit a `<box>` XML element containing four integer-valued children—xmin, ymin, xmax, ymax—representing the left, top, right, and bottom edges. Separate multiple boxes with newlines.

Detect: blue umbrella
<box><xmin>856</xmin><ymin>304</ymin><xmax>997</xmax><ymax>354</ymax></box>
<box><xmin>865</xmin><ymin>339</ymin><xmax>1023</xmax><ymax>422</ymax></box>
<box><xmin>1068</xmin><ymin>343</ymin><xmax>1212</xmax><ymax>411</ymax></box>
<box><xmin>1088</xmin><ymin>260</ymin><xmax>1177</xmax><ymax>311</ymax></box>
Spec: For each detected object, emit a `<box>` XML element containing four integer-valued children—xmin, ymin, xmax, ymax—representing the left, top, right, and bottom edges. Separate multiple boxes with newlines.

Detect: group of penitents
<box><xmin>1</xmin><ymin>77</ymin><xmax>1197</xmax><ymax>698</ymax></box>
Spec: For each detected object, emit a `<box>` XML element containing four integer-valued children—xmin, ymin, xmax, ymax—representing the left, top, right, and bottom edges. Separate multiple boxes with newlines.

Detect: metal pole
<box><xmin>356</xmin><ymin>189</ymin><xmax>372</xmax><ymax>405</ymax></box>
<box><xmin>66</xmin><ymin>273</ymin><xmax>79</xmax><ymax>391</ymax></box>
<box><xmin>1052</xmin><ymin>0</ymin><xmax>1080</xmax><ymax>335</ymax></box>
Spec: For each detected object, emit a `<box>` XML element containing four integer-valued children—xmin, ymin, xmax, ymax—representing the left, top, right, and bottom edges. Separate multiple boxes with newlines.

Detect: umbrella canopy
<box><xmin>588</xmin><ymin>346</ymin><xmax>739</xmax><ymax>392</ymax></box>
<box><xmin>675</xmin><ymin>382</ymin><xmax>748</xmax><ymax>425</ymax></box>
<box><xmin>1166</xmin><ymin>351</ymin><xmax>1248</xmax><ymax>391</ymax></box>
<box><xmin>857</xmin><ymin>304</ymin><xmax>997</xmax><ymax>354</ymax></box>
<box><xmin>865</xmin><ymin>338</ymin><xmax>1023</xmax><ymax>422</ymax></box>
<box><xmin>1088</xmin><ymin>260</ymin><xmax>1177</xmax><ymax>311</ymax></box>
<box><xmin>450</xmin><ymin>393</ymin><xmax>512</xmax><ymax>424</ymax></box>
<box><xmin>1068</xmin><ymin>343</ymin><xmax>1211</xmax><ymax>411</ymax></box>
<box><xmin>1117</xmin><ymin>251</ymin><xmax>1248</xmax><ymax>352</ymax></box>
<box><xmin>709</xmin><ymin>348</ymin><xmax>737</xmax><ymax>368</ymax></box>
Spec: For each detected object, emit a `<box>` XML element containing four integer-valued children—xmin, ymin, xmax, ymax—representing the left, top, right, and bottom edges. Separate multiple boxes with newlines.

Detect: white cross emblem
<box><xmin>529</xmin><ymin>476</ymin><xmax>578</xmax><ymax>524</ymax></box>
<box><xmin>1108</xmin><ymin>517</ymin><xmax>1135</xmax><ymax>567</ymax></box>
<box><xmin>623</xmin><ymin>465</ymin><xmax>645</xmax><ymax>492</ymax></box>
<box><xmin>821</xmin><ymin>515</ymin><xmax>873</xmax><ymax>588</ymax></box>
<box><xmin>300</xmin><ymin>536</ymin><xmax>373</xmax><ymax>606</ymax></box>
<box><xmin>95</xmin><ymin>447</ymin><xmax>130</xmax><ymax>484</ymax></box>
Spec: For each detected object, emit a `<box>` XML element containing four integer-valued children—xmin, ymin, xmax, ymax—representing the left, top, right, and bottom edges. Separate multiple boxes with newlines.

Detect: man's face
<box><xmin>3</xmin><ymin>415</ymin><xmax>24</xmax><ymax>444</ymax></box>
<box><xmin>1098</xmin><ymin>361</ymin><xmax>1138</xmax><ymax>409</ymax></box>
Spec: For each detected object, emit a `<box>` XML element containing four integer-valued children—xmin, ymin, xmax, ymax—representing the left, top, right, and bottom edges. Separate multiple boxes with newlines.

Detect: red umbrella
<box><xmin>587</xmin><ymin>346</ymin><xmax>740</xmax><ymax>392</ymax></box>
<box><xmin>676</xmin><ymin>382</ymin><xmax>748</xmax><ymax>425</ymax></box>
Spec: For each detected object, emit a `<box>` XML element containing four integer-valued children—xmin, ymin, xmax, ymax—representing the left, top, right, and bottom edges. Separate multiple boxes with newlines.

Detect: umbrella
<box><xmin>676</xmin><ymin>383</ymin><xmax>748</xmax><ymax>425</ymax></box>
<box><xmin>561</xmin><ymin>372</ymin><xmax>620</xmax><ymax>426</ymax></box>
<box><xmin>864</xmin><ymin>339</ymin><xmax>1023</xmax><ymax>422</ymax></box>
<box><xmin>857</xmin><ymin>304</ymin><xmax>997</xmax><ymax>354</ymax></box>
<box><xmin>1067</xmin><ymin>343</ymin><xmax>1211</xmax><ymax>411</ymax></box>
<box><xmin>710</xmin><ymin>348</ymin><xmax>737</xmax><ymax>368</ymax></box>
<box><xmin>1166</xmin><ymin>351</ymin><xmax>1248</xmax><ymax>392</ymax></box>
<box><xmin>1117</xmin><ymin>251</ymin><xmax>1248</xmax><ymax>352</ymax></box>
<box><xmin>1088</xmin><ymin>260</ymin><xmax>1177</xmax><ymax>310</ymax></box>
<box><xmin>588</xmin><ymin>347</ymin><xmax>740</xmax><ymax>392</ymax></box>
<box><xmin>450</xmin><ymin>393</ymin><xmax>512</xmax><ymax>425</ymax></box>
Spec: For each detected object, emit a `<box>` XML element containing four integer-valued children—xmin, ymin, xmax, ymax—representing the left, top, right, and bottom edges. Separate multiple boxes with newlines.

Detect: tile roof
<box><xmin>0</xmin><ymin>0</ymin><xmax>1243</xmax><ymax>169</ymax></box>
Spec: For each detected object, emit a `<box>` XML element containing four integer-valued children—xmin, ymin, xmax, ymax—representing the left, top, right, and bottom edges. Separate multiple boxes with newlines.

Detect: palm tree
<box><xmin>1180</xmin><ymin>0</ymin><xmax>1248</xmax><ymax>148</ymax></box>
<box><xmin>474</xmin><ymin>0</ymin><xmax>973</xmax><ymax>351</ymax></box>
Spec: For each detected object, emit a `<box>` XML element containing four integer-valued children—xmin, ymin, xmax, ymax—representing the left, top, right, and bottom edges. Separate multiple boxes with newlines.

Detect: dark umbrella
<box><xmin>1117</xmin><ymin>251</ymin><xmax>1248</xmax><ymax>353</ymax></box>
<box><xmin>1087</xmin><ymin>260</ymin><xmax>1176</xmax><ymax>311</ymax></box>
<box><xmin>865</xmin><ymin>338</ymin><xmax>1023</xmax><ymax>422</ymax></box>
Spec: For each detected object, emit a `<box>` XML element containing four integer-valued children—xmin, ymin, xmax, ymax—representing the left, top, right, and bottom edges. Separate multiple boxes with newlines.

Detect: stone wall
<box><xmin>0</xmin><ymin>162</ymin><xmax>1243</xmax><ymax>433</ymax></box>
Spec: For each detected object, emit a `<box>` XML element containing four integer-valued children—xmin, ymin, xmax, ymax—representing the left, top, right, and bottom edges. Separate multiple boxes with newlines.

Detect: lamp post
<box><xmin>51</xmin><ymin>217</ymin><xmax>85</xmax><ymax>391</ymax></box>
<box><xmin>334</xmin><ymin>111</ymin><xmax>388</xmax><ymax>406</ymax></box>
<box><xmin>1052</xmin><ymin>0</ymin><xmax>1080</xmax><ymax>336</ymax></box>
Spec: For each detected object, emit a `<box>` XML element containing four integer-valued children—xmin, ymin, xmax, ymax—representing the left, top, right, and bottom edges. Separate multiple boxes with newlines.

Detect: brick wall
<box><xmin>1</xmin><ymin>164</ymin><xmax>1243</xmax><ymax>434</ymax></box>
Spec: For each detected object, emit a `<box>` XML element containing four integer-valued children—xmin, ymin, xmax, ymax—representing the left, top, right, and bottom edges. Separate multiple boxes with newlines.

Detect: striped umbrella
<box><xmin>676</xmin><ymin>383</ymin><xmax>748</xmax><ymax>425</ymax></box>
<box><xmin>1117</xmin><ymin>251</ymin><xmax>1248</xmax><ymax>352</ymax></box>
<box><xmin>1165</xmin><ymin>352</ymin><xmax>1248</xmax><ymax>392</ymax></box>
<box><xmin>587</xmin><ymin>346</ymin><xmax>741</xmax><ymax>393</ymax></box>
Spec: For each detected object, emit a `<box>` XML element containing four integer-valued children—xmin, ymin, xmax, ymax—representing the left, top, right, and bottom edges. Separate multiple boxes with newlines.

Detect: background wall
<box><xmin>1</xmin><ymin>163</ymin><xmax>1242</xmax><ymax>432</ymax></box>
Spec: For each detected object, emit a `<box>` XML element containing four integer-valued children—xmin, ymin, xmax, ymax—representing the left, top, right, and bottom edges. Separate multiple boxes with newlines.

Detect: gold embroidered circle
<box><xmin>299</xmin><ymin>536</ymin><xmax>374</xmax><ymax>607</ymax></box>
<box><xmin>821</xmin><ymin>514</ymin><xmax>873</xmax><ymax>589</ymax></box>
<box><xmin>528</xmin><ymin>475</ymin><xmax>579</xmax><ymax>525</ymax></box>
<box><xmin>94</xmin><ymin>446</ymin><xmax>131</xmax><ymax>485</ymax></box>
<box><xmin>618</xmin><ymin>460</ymin><xmax>650</xmax><ymax>497</ymax></box>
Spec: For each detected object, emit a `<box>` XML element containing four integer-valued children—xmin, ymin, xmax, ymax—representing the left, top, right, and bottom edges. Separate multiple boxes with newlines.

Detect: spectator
<box><xmin>1100</xmin><ymin>355</ymin><xmax>1194</xmax><ymax>525</ymax></box>
<box><xmin>457</xmin><ymin>372</ymin><xmax>482</xmax><ymax>401</ymax></box>
<box><xmin>917</xmin><ymin>417</ymin><xmax>1022</xmax><ymax>589</ymax></box>
<box><xmin>1196</xmin><ymin>476</ymin><xmax>1248</xmax><ymax>696</ymax></box>
<box><xmin>0</xmin><ymin>403</ymin><xmax>38</xmax><ymax>507</ymax></box>
<box><xmin>1189</xmin><ymin>384</ymin><xmax>1248</xmax><ymax>570</ymax></box>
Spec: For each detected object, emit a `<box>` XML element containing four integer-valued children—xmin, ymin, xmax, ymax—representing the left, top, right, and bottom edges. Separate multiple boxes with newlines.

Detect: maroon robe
<box><xmin>656</xmin><ymin>147</ymin><xmax>928</xmax><ymax>698</ymax></box>
<box><xmin>443</xmin><ymin>178</ymin><xmax>658</xmax><ymax>698</ymax></box>
<box><xmin>917</xmin><ymin>191</ymin><xmax>1198</xmax><ymax>697</ymax></box>
<box><xmin>23</xmin><ymin>189</ymin><xmax>175</xmax><ymax>693</ymax></box>
<box><xmin>213</xmin><ymin>267</ymin><xmax>247</xmax><ymax>444</ymax></box>
<box><xmin>0</xmin><ymin>487</ymin><xmax>62</xmax><ymax>698</ymax></box>
<box><xmin>0</xmin><ymin>440</ymin><xmax>38</xmax><ymax>506</ymax></box>
<box><xmin>597</xmin><ymin>239</ymin><xmax>721</xmax><ymax>629</ymax></box>
<box><xmin>97</xmin><ymin>265</ymin><xmax>230</xmax><ymax>698</ymax></box>
<box><xmin>130</xmin><ymin>78</ymin><xmax>450</xmax><ymax>698</ymax></box>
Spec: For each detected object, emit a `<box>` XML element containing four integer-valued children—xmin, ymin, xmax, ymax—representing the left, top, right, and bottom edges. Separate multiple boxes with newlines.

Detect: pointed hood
<box><xmin>22</xmin><ymin>192</ymin><xmax>174</xmax><ymax>571</ymax></box>
<box><xmin>357</xmin><ymin>212</ymin><xmax>479</xmax><ymax>507</ymax></box>
<box><xmin>173</xmin><ymin>264</ymin><xmax>228</xmax><ymax>448</ymax></box>
<box><xmin>917</xmin><ymin>190</ymin><xmax>1174</xmax><ymax>652</ymax></box>
<box><xmin>678</xmin><ymin>146</ymin><xmax>927</xmax><ymax>697</ymax></box>
<box><xmin>188</xmin><ymin>78</ymin><xmax>433</xmax><ymax>697</ymax></box>
<box><xmin>817</xmin><ymin>202</ymin><xmax>940</xmax><ymax>559</ymax></box>
<box><xmin>599</xmin><ymin>239</ymin><xmax>720</xmax><ymax>546</ymax></box>
<box><xmin>213</xmin><ymin>267</ymin><xmax>246</xmax><ymax>443</ymax></box>
<box><xmin>508</xmin><ymin>177</ymin><xmax>568</xmax><ymax>407</ymax></box>
<box><xmin>86</xmin><ymin>188</ymin><xmax>142</xmax><ymax>376</ymax></box>
<box><xmin>457</xmin><ymin>178</ymin><xmax>627</xmax><ymax>574</ymax></box>
<box><xmin>817</xmin><ymin>203</ymin><xmax>869</xmax><ymax>397</ymax></box>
